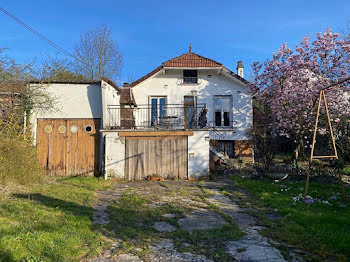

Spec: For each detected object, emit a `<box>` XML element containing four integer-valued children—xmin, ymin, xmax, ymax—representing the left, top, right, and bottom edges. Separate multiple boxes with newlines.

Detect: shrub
<box><xmin>342</xmin><ymin>166</ymin><xmax>350</xmax><ymax>176</ymax></box>
<box><xmin>0</xmin><ymin>137</ymin><xmax>44</xmax><ymax>186</ymax></box>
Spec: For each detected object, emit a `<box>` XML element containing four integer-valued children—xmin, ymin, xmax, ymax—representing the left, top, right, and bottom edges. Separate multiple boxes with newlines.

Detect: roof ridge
<box><xmin>130</xmin><ymin>50</ymin><xmax>246</xmax><ymax>87</ymax></box>
<box><xmin>162</xmin><ymin>51</ymin><xmax>223</xmax><ymax>67</ymax></box>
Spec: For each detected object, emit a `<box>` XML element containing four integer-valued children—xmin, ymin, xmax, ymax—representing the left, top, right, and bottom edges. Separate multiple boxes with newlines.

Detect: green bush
<box><xmin>0</xmin><ymin>137</ymin><xmax>44</xmax><ymax>185</ymax></box>
<box><xmin>341</xmin><ymin>166</ymin><xmax>350</xmax><ymax>176</ymax></box>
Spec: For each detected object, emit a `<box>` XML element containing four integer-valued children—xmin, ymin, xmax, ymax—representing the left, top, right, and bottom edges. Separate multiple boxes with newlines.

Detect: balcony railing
<box><xmin>177</xmin><ymin>77</ymin><xmax>202</xmax><ymax>85</ymax></box>
<box><xmin>107</xmin><ymin>104</ymin><xmax>208</xmax><ymax>130</ymax></box>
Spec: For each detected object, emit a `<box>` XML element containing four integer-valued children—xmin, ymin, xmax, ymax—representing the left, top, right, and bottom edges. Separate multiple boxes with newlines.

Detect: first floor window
<box><xmin>150</xmin><ymin>97</ymin><xmax>166</xmax><ymax>126</ymax></box>
<box><xmin>214</xmin><ymin>96</ymin><xmax>232</xmax><ymax>127</ymax></box>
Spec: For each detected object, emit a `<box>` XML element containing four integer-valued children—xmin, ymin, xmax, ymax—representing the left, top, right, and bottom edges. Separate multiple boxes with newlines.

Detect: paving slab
<box><xmin>222</xmin><ymin>209</ymin><xmax>256</xmax><ymax>228</ymax></box>
<box><xmin>153</xmin><ymin>222</ymin><xmax>176</xmax><ymax>233</ymax></box>
<box><xmin>226</xmin><ymin>237</ymin><xmax>287</xmax><ymax>262</ymax></box>
<box><xmin>115</xmin><ymin>254</ymin><xmax>142</xmax><ymax>262</ymax></box>
<box><xmin>178</xmin><ymin>210</ymin><xmax>228</xmax><ymax>231</ymax></box>
<box><xmin>149</xmin><ymin>239</ymin><xmax>213</xmax><ymax>262</ymax></box>
<box><xmin>207</xmin><ymin>193</ymin><xmax>239</xmax><ymax>209</ymax></box>
<box><xmin>162</xmin><ymin>213</ymin><xmax>176</xmax><ymax>218</ymax></box>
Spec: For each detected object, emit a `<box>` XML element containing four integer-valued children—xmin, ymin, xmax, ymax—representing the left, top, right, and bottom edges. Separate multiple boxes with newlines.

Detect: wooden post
<box><xmin>322</xmin><ymin>90</ymin><xmax>338</xmax><ymax>159</ymax></box>
<box><xmin>310</xmin><ymin>91</ymin><xmax>322</xmax><ymax>160</ymax></box>
<box><xmin>304</xmin><ymin>159</ymin><xmax>311</xmax><ymax>197</ymax></box>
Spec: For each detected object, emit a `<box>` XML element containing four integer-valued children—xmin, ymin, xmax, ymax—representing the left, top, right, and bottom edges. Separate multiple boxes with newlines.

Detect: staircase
<box><xmin>206</xmin><ymin>123</ymin><xmax>226</xmax><ymax>160</ymax></box>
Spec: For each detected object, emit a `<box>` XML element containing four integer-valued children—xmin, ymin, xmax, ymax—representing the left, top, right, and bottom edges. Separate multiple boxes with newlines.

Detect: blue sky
<box><xmin>0</xmin><ymin>0</ymin><xmax>349</xmax><ymax>83</ymax></box>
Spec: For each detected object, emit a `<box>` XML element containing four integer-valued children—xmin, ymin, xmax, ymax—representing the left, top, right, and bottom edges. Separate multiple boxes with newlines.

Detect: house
<box><xmin>0</xmin><ymin>83</ymin><xmax>22</xmax><ymax>119</ymax></box>
<box><xmin>29</xmin><ymin>47</ymin><xmax>253</xmax><ymax>179</ymax></box>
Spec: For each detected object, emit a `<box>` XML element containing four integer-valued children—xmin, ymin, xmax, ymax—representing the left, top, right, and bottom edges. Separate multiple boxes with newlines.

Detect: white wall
<box><xmin>29</xmin><ymin>83</ymin><xmax>103</xmax><ymax>144</ymax></box>
<box><xmin>188</xmin><ymin>131</ymin><xmax>210</xmax><ymax>178</ymax></box>
<box><xmin>131</xmin><ymin>69</ymin><xmax>252</xmax><ymax>140</ymax></box>
<box><xmin>101</xmin><ymin>79</ymin><xmax>120</xmax><ymax>129</ymax></box>
<box><xmin>103</xmin><ymin>131</ymin><xmax>209</xmax><ymax>179</ymax></box>
<box><xmin>104</xmin><ymin>131</ymin><xmax>125</xmax><ymax>178</ymax></box>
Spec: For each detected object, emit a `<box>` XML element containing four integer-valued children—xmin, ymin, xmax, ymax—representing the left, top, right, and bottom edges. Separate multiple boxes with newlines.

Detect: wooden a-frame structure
<box><xmin>310</xmin><ymin>89</ymin><xmax>338</xmax><ymax>160</ymax></box>
<box><xmin>304</xmin><ymin>77</ymin><xmax>350</xmax><ymax>198</ymax></box>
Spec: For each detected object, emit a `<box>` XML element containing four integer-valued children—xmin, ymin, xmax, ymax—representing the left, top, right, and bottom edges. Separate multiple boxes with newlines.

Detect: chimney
<box><xmin>237</xmin><ymin>61</ymin><xmax>244</xmax><ymax>78</ymax></box>
<box><xmin>123</xmin><ymin>82</ymin><xmax>129</xmax><ymax>87</ymax></box>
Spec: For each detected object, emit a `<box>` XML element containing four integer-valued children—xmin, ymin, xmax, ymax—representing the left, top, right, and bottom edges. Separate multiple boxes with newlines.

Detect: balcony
<box><xmin>177</xmin><ymin>77</ymin><xmax>202</xmax><ymax>85</ymax></box>
<box><xmin>107</xmin><ymin>104</ymin><xmax>208</xmax><ymax>130</ymax></box>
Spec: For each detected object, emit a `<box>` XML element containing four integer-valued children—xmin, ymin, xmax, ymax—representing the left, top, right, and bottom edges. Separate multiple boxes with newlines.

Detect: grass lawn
<box><xmin>0</xmin><ymin>177</ymin><xmax>110</xmax><ymax>262</ymax></box>
<box><xmin>231</xmin><ymin>176</ymin><xmax>350</xmax><ymax>261</ymax></box>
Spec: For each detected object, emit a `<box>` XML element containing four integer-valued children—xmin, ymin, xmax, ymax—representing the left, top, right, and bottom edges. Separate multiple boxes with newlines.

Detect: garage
<box><xmin>124</xmin><ymin>136</ymin><xmax>188</xmax><ymax>180</ymax></box>
<box><xmin>36</xmin><ymin>118</ymin><xmax>101</xmax><ymax>176</ymax></box>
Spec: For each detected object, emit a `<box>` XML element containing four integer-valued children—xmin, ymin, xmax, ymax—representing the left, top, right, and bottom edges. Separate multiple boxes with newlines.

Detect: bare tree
<box><xmin>73</xmin><ymin>25</ymin><xmax>122</xmax><ymax>80</ymax></box>
<box><xmin>38</xmin><ymin>54</ymin><xmax>85</xmax><ymax>82</ymax></box>
<box><xmin>0</xmin><ymin>48</ymin><xmax>56</xmax><ymax>138</ymax></box>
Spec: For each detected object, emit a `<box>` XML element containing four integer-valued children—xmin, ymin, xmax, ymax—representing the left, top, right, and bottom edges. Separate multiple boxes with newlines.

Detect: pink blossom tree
<box><xmin>251</xmin><ymin>29</ymin><xmax>350</xmax><ymax>162</ymax></box>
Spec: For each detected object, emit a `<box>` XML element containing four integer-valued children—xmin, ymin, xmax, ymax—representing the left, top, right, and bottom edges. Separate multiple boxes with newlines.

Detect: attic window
<box><xmin>183</xmin><ymin>70</ymin><xmax>198</xmax><ymax>84</ymax></box>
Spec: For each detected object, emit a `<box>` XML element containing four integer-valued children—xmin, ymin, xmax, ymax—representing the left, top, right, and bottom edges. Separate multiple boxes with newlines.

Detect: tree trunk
<box><xmin>294</xmin><ymin>143</ymin><xmax>301</xmax><ymax>174</ymax></box>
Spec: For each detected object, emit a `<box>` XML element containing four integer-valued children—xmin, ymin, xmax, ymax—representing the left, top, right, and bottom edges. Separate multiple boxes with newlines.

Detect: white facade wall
<box><xmin>101</xmin><ymin>79</ymin><xmax>120</xmax><ymax>129</ymax></box>
<box><xmin>188</xmin><ymin>131</ymin><xmax>210</xmax><ymax>178</ymax></box>
<box><xmin>29</xmin><ymin>83</ymin><xmax>102</xmax><ymax>145</ymax></box>
<box><xmin>102</xmin><ymin>130</ymin><xmax>209</xmax><ymax>179</ymax></box>
<box><xmin>131</xmin><ymin>69</ymin><xmax>252</xmax><ymax>140</ymax></box>
<box><xmin>104</xmin><ymin>131</ymin><xmax>125</xmax><ymax>179</ymax></box>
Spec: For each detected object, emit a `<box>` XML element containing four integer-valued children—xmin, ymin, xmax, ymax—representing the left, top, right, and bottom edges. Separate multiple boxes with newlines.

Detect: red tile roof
<box><xmin>130</xmin><ymin>51</ymin><xmax>246</xmax><ymax>87</ymax></box>
<box><xmin>163</xmin><ymin>52</ymin><xmax>222</xmax><ymax>68</ymax></box>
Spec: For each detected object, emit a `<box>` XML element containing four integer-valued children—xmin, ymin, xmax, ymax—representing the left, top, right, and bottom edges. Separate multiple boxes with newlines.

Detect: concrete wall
<box><xmin>188</xmin><ymin>131</ymin><xmax>210</xmax><ymax>178</ymax></box>
<box><xmin>104</xmin><ymin>131</ymin><xmax>125</xmax><ymax>179</ymax></box>
<box><xmin>131</xmin><ymin>69</ymin><xmax>252</xmax><ymax>140</ymax></box>
<box><xmin>101</xmin><ymin>79</ymin><xmax>120</xmax><ymax>129</ymax></box>
<box><xmin>29</xmin><ymin>83</ymin><xmax>102</xmax><ymax>145</ymax></box>
<box><xmin>103</xmin><ymin>131</ymin><xmax>210</xmax><ymax>180</ymax></box>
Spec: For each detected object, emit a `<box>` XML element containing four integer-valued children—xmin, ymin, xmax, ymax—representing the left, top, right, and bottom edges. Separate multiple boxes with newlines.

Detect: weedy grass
<box><xmin>0</xmin><ymin>137</ymin><xmax>44</xmax><ymax>186</ymax></box>
<box><xmin>231</xmin><ymin>176</ymin><xmax>350</xmax><ymax>261</ymax></box>
<box><xmin>171</xmin><ymin>225</ymin><xmax>242</xmax><ymax>262</ymax></box>
<box><xmin>0</xmin><ymin>177</ymin><xmax>110</xmax><ymax>262</ymax></box>
<box><xmin>107</xmin><ymin>183</ymin><xmax>244</xmax><ymax>262</ymax></box>
<box><xmin>107</xmin><ymin>190</ymin><xmax>187</xmax><ymax>258</ymax></box>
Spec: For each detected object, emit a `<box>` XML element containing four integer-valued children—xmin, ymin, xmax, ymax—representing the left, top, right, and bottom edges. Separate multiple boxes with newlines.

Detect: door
<box><xmin>150</xmin><ymin>97</ymin><xmax>166</xmax><ymax>126</ymax></box>
<box><xmin>124</xmin><ymin>136</ymin><xmax>188</xmax><ymax>180</ymax></box>
<box><xmin>184</xmin><ymin>96</ymin><xmax>195</xmax><ymax>129</ymax></box>
<box><xmin>36</xmin><ymin>118</ymin><xmax>100</xmax><ymax>176</ymax></box>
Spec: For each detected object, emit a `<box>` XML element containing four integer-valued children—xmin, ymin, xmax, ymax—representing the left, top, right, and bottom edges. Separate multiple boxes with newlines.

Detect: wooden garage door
<box><xmin>125</xmin><ymin>136</ymin><xmax>188</xmax><ymax>180</ymax></box>
<box><xmin>36</xmin><ymin>118</ymin><xmax>100</xmax><ymax>176</ymax></box>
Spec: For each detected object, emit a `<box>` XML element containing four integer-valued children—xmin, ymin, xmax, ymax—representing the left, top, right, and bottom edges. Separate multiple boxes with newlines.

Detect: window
<box><xmin>183</xmin><ymin>70</ymin><xmax>198</xmax><ymax>84</ymax></box>
<box><xmin>217</xmin><ymin>141</ymin><xmax>235</xmax><ymax>158</ymax></box>
<box><xmin>150</xmin><ymin>97</ymin><xmax>167</xmax><ymax>126</ymax></box>
<box><xmin>214</xmin><ymin>96</ymin><xmax>232</xmax><ymax>127</ymax></box>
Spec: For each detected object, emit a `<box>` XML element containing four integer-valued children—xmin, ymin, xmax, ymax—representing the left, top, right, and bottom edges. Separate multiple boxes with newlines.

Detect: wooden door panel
<box><xmin>125</xmin><ymin>136</ymin><xmax>188</xmax><ymax>180</ymax></box>
<box><xmin>36</xmin><ymin>118</ymin><xmax>100</xmax><ymax>176</ymax></box>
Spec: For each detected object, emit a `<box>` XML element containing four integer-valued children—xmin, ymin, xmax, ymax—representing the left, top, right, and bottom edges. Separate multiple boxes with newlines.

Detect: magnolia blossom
<box><xmin>252</xmin><ymin>29</ymin><xmax>350</xmax><ymax>148</ymax></box>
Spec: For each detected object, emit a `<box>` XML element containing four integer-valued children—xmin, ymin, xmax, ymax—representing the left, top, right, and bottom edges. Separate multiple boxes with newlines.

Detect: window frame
<box><xmin>213</xmin><ymin>95</ymin><xmax>233</xmax><ymax>127</ymax></box>
<box><xmin>183</xmin><ymin>70</ymin><xmax>198</xmax><ymax>84</ymax></box>
<box><xmin>149</xmin><ymin>96</ymin><xmax>167</xmax><ymax>126</ymax></box>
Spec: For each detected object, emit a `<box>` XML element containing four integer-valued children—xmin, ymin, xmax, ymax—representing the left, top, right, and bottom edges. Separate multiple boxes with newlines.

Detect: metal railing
<box><xmin>177</xmin><ymin>77</ymin><xmax>202</xmax><ymax>85</ymax></box>
<box><xmin>107</xmin><ymin>104</ymin><xmax>208</xmax><ymax>130</ymax></box>
<box><xmin>208</xmin><ymin>120</ymin><xmax>238</xmax><ymax>129</ymax></box>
